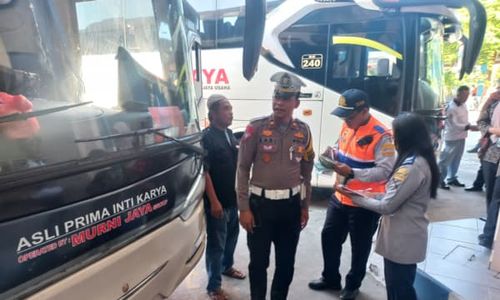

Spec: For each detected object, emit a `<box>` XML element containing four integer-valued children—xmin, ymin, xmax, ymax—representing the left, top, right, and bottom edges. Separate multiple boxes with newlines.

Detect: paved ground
<box><xmin>170</xmin><ymin>120</ymin><xmax>489</xmax><ymax>300</ymax></box>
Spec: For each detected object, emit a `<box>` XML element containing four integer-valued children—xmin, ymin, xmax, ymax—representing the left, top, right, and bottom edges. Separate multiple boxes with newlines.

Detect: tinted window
<box><xmin>185</xmin><ymin>0</ymin><xmax>216</xmax><ymax>48</ymax></box>
<box><xmin>278</xmin><ymin>25</ymin><xmax>328</xmax><ymax>86</ymax></box>
<box><xmin>215</xmin><ymin>0</ymin><xmax>245</xmax><ymax>48</ymax></box>
<box><xmin>188</xmin><ymin>0</ymin><xmax>283</xmax><ymax>49</ymax></box>
<box><xmin>327</xmin><ymin>19</ymin><xmax>404</xmax><ymax>116</ymax></box>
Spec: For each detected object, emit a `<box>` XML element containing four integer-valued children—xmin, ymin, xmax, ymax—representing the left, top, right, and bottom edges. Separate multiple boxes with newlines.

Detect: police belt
<box><xmin>250</xmin><ymin>184</ymin><xmax>301</xmax><ymax>200</ymax></box>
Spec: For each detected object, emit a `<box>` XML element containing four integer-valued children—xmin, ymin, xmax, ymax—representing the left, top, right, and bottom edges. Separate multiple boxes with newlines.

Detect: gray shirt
<box><xmin>351</xmin><ymin>155</ymin><xmax>432</xmax><ymax>264</ymax></box>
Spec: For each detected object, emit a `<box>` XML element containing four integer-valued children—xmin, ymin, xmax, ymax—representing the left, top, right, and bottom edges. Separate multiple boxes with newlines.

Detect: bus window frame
<box><xmin>325</xmin><ymin>18</ymin><xmax>405</xmax><ymax>117</ymax></box>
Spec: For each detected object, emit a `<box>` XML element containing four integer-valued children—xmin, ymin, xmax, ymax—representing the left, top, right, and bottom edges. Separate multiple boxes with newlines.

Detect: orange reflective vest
<box><xmin>335</xmin><ymin>116</ymin><xmax>390</xmax><ymax>206</ymax></box>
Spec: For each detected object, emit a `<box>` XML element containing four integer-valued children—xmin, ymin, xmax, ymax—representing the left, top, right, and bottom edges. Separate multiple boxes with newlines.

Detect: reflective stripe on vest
<box><xmin>335</xmin><ymin>116</ymin><xmax>389</xmax><ymax>206</ymax></box>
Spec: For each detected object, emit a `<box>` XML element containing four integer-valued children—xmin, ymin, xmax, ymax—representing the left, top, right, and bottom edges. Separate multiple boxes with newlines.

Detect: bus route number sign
<box><xmin>301</xmin><ymin>54</ymin><xmax>323</xmax><ymax>69</ymax></box>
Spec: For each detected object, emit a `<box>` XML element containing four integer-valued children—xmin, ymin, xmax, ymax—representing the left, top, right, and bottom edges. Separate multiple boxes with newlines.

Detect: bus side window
<box><xmin>327</xmin><ymin>21</ymin><xmax>403</xmax><ymax>117</ymax></box>
<box><xmin>278</xmin><ymin>24</ymin><xmax>328</xmax><ymax>86</ymax></box>
<box><xmin>201</xmin><ymin>19</ymin><xmax>216</xmax><ymax>49</ymax></box>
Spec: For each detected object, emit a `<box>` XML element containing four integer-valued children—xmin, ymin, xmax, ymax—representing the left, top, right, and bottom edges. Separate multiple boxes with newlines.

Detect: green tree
<box><xmin>443</xmin><ymin>0</ymin><xmax>500</xmax><ymax>96</ymax></box>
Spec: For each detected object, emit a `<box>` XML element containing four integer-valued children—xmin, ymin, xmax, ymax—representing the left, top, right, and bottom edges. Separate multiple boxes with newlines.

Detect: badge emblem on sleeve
<box><xmin>262</xmin><ymin>129</ymin><xmax>273</xmax><ymax>137</ymax></box>
<box><xmin>393</xmin><ymin>167</ymin><xmax>409</xmax><ymax>183</ymax></box>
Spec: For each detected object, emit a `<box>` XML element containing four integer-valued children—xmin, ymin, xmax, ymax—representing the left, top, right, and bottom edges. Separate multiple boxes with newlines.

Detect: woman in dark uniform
<box><xmin>338</xmin><ymin>113</ymin><xmax>439</xmax><ymax>300</ymax></box>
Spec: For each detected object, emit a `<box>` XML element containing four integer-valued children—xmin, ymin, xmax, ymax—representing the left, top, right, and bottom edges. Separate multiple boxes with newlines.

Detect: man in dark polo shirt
<box><xmin>202</xmin><ymin>94</ymin><xmax>245</xmax><ymax>300</ymax></box>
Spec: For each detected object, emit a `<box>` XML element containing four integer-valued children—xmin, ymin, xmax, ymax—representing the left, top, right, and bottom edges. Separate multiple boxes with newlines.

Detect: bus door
<box><xmin>320</xmin><ymin>8</ymin><xmax>404</xmax><ymax>169</ymax></box>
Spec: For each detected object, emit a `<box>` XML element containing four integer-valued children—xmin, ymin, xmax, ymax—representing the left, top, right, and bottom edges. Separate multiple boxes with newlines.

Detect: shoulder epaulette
<box><xmin>249</xmin><ymin>115</ymin><xmax>269</xmax><ymax>125</ymax></box>
<box><xmin>373</xmin><ymin>125</ymin><xmax>386</xmax><ymax>134</ymax></box>
<box><xmin>401</xmin><ymin>155</ymin><xmax>416</xmax><ymax>166</ymax></box>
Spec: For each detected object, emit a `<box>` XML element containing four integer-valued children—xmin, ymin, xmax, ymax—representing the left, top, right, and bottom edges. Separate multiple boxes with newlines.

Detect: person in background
<box><xmin>202</xmin><ymin>94</ymin><xmax>245</xmax><ymax>300</ymax></box>
<box><xmin>337</xmin><ymin>113</ymin><xmax>439</xmax><ymax>300</ymax></box>
<box><xmin>438</xmin><ymin>85</ymin><xmax>477</xmax><ymax>190</ymax></box>
<box><xmin>465</xmin><ymin>83</ymin><xmax>500</xmax><ymax>191</ymax></box>
<box><xmin>237</xmin><ymin>72</ymin><xmax>315</xmax><ymax>300</ymax></box>
<box><xmin>309</xmin><ymin>89</ymin><xmax>396</xmax><ymax>300</ymax></box>
<box><xmin>464</xmin><ymin>163</ymin><xmax>485</xmax><ymax>192</ymax></box>
<box><xmin>477</xmin><ymin>84</ymin><xmax>500</xmax><ymax>249</ymax></box>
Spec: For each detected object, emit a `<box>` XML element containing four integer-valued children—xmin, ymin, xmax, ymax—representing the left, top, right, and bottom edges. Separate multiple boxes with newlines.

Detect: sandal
<box><xmin>222</xmin><ymin>267</ymin><xmax>246</xmax><ymax>280</ymax></box>
<box><xmin>207</xmin><ymin>288</ymin><xmax>228</xmax><ymax>300</ymax></box>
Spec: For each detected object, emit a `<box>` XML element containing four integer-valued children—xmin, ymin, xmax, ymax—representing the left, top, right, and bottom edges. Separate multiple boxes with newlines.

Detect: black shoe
<box><xmin>478</xmin><ymin>235</ymin><xmax>493</xmax><ymax>249</ymax></box>
<box><xmin>439</xmin><ymin>182</ymin><xmax>450</xmax><ymax>190</ymax></box>
<box><xmin>447</xmin><ymin>179</ymin><xmax>465</xmax><ymax>187</ymax></box>
<box><xmin>340</xmin><ymin>288</ymin><xmax>359</xmax><ymax>300</ymax></box>
<box><xmin>465</xmin><ymin>186</ymin><xmax>482</xmax><ymax>192</ymax></box>
<box><xmin>308</xmin><ymin>278</ymin><xmax>342</xmax><ymax>291</ymax></box>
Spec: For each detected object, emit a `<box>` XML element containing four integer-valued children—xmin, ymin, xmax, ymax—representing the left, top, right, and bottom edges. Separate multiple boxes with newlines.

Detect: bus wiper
<box><xmin>75</xmin><ymin>126</ymin><xmax>205</xmax><ymax>155</ymax></box>
<box><xmin>0</xmin><ymin>101</ymin><xmax>92</xmax><ymax>124</ymax></box>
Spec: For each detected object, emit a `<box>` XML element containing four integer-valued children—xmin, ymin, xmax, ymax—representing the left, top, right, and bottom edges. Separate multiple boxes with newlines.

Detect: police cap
<box><xmin>270</xmin><ymin>72</ymin><xmax>305</xmax><ymax>100</ymax></box>
<box><xmin>331</xmin><ymin>89</ymin><xmax>370</xmax><ymax>118</ymax></box>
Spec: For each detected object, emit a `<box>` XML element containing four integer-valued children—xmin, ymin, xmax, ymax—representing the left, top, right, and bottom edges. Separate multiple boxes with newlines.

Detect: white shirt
<box><xmin>444</xmin><ymin>100</ymin><xmax>469</xmax><ymax>141</ymax></box>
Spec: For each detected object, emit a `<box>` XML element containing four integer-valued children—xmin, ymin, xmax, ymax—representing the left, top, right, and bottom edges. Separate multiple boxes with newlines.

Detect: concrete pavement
<box><xmin>170</xmin><ymin>129</ymin><xmax>488</xmax><ymax>300</ymax></box>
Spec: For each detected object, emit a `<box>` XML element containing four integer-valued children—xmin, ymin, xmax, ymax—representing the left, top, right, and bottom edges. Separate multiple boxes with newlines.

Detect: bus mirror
<box><xmin>456</xmin><ymin>37</ymin><xmax>466</xmax><ymax>75</ymax></box>
<box><xmin>372</xmin><ymin>0</ymin><xmax>486</xmax><ymax>80</ymax></box>
<box><xmin>242</xmin><ymin>0</ymin><xmax>266</xmax><ymax>81</ymax></box>
<box><xmin>458</xmin><ymin>0</ymin><xmax>486</xmax><ymax>79</ymax></box>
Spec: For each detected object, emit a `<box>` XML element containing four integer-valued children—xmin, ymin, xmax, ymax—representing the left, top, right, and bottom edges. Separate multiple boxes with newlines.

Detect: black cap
<box><xmin>270</xmin><ymin>72</ymin><xmax>305</xmax><ymax>99</ymax></box>
<box><xmin>331</xmin><ymin>89</ymin><xmax>369</xmax><ymax>118</ymax></box>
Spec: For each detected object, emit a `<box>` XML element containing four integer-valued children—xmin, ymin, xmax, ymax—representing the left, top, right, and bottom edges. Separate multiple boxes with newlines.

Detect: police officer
<box><xmin>309</xmin><ymin>89</ymin><xmax>396</xmax><ymax>300</ymax></box>
<box><xmin>237</xmin><ymin>72</ymin><xmax>315</xmax><ymax>300</ymax></box>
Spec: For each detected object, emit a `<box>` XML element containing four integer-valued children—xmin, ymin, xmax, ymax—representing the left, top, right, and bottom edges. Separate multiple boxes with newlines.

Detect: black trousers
<box><xmin>384</xmin><ymin>259</ymin><xmax>417</xmax><ymax>300</ymax></box>
<box><xmin>247</xmin><ymin>193</ymin><xmax>301</xmax><ymax>300</ymax></box>
<box><xmin>321</xmin><ymin>195</ymin><xmax>379</xmax><ymax>290</ymax></box>
<box><xmin>472</xmin><ymin>162</ymin><xmax>485</xmax><ymax>188</ymax></box>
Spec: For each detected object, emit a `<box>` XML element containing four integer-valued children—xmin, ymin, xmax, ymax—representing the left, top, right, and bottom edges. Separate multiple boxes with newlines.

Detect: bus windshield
<box><xmin>0</xmin><ymin>1</ymin><xmax>207</xmax><ymax>298</ymax></box>
<box><xmin>0</xmin><ymin>0</ymin><xmax>198</xmax><ymax>177</ymax></box>
<box><xmin>416</xmin><ymin>17</ymin><xmax>444</xmax><ymax>111</ymax></box>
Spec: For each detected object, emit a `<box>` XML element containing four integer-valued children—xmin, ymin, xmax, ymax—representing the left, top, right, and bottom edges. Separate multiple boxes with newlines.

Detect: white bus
<box><xmin>0</xmin><ymin>0</ymin><xmax>209</xmax><ymax>299</ymax></box>
<box><xmin>191</xmin><ymin>0</ymin><xmax>486</xmax><ymax>187</ymax></box>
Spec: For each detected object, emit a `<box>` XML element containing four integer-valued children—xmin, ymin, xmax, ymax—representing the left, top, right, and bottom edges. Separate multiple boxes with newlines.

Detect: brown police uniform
<box><xmin>236</xmin><ymin>115</ymin><xmax>315</xmax><ymax>210</ymax></box>
<box><xmin>236</xmin><ymin>72</ymin><xmax>315</xmax><ymax>300</ymax></box>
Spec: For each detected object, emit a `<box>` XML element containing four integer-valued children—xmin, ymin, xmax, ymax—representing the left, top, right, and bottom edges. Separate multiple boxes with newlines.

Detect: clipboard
<box><xmin>340</xmin><ymin>186</ymin><xmax>369</xmax><ymax>198</ymax></box>
<box><xmin>339</xmin><ymin>185</ymin><xmax>383</xmax><ymax>200</ymax></box>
